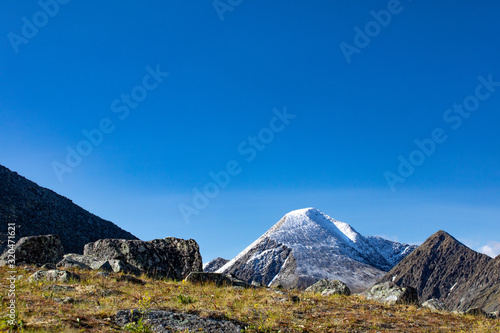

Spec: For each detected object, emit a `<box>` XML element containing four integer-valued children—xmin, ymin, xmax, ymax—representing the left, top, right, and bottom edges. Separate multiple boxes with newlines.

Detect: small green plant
<box><xmin>138</xmin><ymin>292</ymin><xmax>153</xmax><ymax>312</ymax></box>
<box><xmin>123</xmin><ymin>318</ymin><xmax>153</xmax><ymax>333</ymax></box>
<box><xmin>177</xmin><ymin>294</ymin><xmax>196</xmax><ymax>304</ymax></box>
<box><xmin>0</xmin><ymin>316</ymin><xmax>25</xmax><ymax>332</ymax></box>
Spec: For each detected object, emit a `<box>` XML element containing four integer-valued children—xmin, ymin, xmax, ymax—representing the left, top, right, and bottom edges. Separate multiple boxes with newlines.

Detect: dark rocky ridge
<box><xmin>203</xmin><ymin>257</ymin><xmax>229</xmax><ymax>273</ymax></box>
<box><xmin>0</xmin><ymin>164</ymin><xmax>138</xmax><ymax>254</ymax></box>
<box><xmin>377</xmin><ymin>230</ymin><xmax>493</xmax><ymax>311</ymax></box>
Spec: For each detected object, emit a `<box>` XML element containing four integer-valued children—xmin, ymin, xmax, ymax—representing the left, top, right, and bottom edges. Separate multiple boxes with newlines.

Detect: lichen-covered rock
<box><xmin>83</xmin><ymin>237</ymin><xmax>202</xmax><ymax>280</ymax></box>
<box><xmin>107</xmin><ymin>259</ymin><xmax>142</xmax><ymax>275</ymax></box>
<box><xmin>306</xmin><ymin>279</ymin><xmax>351</xmax><ymax>296</ymax></box>
<box><xmin>28</xmin><ymin>269</ymin><xmax>80</xmax><ymax>283</ymax></box>
<box><xmin>185</xmin><ymin>272</ymin><xmax>252</xmax><ymax>288</ymax></box>
<box><xmin>115</xmin><ymin>309</ymin><xmax>242</xmax><ymax>333</ymax></box>
<box><xmin>56</xmin><ymin>257</ymin><xmax>91</xmax><ymax>270</ymax></box>
<box><xmin>422</xmin><ymin>298</ymin><xmax>446</xmax><ymax>311</ymax></box>
<box><xmin>363</xmin><ymin>281</ymin><xmax>419</xmax><ymax>305</ymax></box>
<box><xmin>0</xmin><ymin>235</ymin><xmax>64</xmax><ymax>266</ymax></box>
<box><xmin>58</xmin><ymin>254</ymin><xmax>141</xmax><ymax>275</ymax></box>
<box><xmin>63</xmin><ymin>253</ymin><xmax>106</xmax><ymax>270</ymax></box>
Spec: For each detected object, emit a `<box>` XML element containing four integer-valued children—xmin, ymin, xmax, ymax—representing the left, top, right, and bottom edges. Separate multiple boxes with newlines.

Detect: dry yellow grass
<box><xmin>0</xmin><ymin>265</ymin><xmax>498</xmax><ymax>332</ymax></box>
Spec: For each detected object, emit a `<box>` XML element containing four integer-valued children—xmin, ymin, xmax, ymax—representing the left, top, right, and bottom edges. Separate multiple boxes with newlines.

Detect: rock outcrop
<box><xmin>363</xmin><ymin>281</ymin><xmax>419</xmax><ymax>305</ymax></box>
<box><xmin>28</xmin><ymin>269</ymin><xmax>81</xmax><ymax>283</ymax></box>
<box><xmin>203</xmin><ymin>257</ymin><xmax>229</xmax><ymax>273</ymax></box>
<box><xmin>83</xmin><ymin>237</ymin><xmax>203</xmax><ymax>280</ymax></box>
<box><xmin>0</xmin><ymin>164</ymin><xmax>138</xmax><ymax>254</ymax></box>
<box><xmin>57</xmin><ymin>253</ymin><xmax>141</xmax><ymax>275</ymax></box>
<box><xmin>422</xmin><ymin>299</ymin><xmax>446</xmax><ymax>311</ymax></box>
<box><xmin>116</xmin><ymin>309</ymin><xmax>242</xmax><ymax>333</ymax></box>
<box><xmin>305</xmin><ymin>279</ymin><xmax>351</xmax><ymax>296</ymax></box>
<box><xmin>0</xmin><ymin>235</ymin><xmax>64</xmax><ymax>265</ymax></box>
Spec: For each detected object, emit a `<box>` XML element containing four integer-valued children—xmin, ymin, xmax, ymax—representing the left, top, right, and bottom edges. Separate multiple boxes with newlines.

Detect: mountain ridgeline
<box><xmin>216</xmin><ymin>208</ymin><xmax>417</xmax><ymax>293</ymax></box>
<box><xmin>0</xmin><ymin>164</ymin><xmax>138</xmax><ymax>254</ymax></box>
<box><xmin>377</xmin><ymin>230</ymin><xmax>500</xmax><ymax>312</ymax></box>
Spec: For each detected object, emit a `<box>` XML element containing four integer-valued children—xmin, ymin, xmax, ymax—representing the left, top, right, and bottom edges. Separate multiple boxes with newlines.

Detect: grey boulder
<box><xmin>28</xmin><ymin>269</ymin><xmax>80</xmax><ymax>283</ymax></box>
<box><xmin>363</xmin><ymin>281</ymin><xmax>419</xmax><ymax>306</ymax></box>
<box><xmin>60</xmin><ymin>254</ymin><xmax>141</xmax><ymax>275</ymax></box>
<box><xmin>116</xmin><ymin>309</ymin><xmax>242</xmax><ymax>333</ymax></box>
<box><xmin>56</xmin><ymin>257</ymin><xmax>91</xmax><ymax>270</ymax></box>
<box><xmin>306</xmin><ymin>279</ymin><xmax>351</xmax><ymax>296</ymax></box>
<box><xmin>84</xmin><ymin>237</ymin><xmax>202</xmax><ymax>280</ymax></box>
<box><xmin>0</xmin><ymin>235</ymin><xmax>64</xmax><ymax>266</ymax></box>
<box><xmin>422</xmin><ymin>298</ymin><xmax>447</xmax><ymax>311</ymax></box>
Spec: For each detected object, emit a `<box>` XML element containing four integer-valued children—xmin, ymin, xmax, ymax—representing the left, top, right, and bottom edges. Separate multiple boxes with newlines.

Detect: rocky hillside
<box><xmin>377</xmin><ymin>230</ymin><xmax>493</xmax><ymax>310</ymax></box>
<box><xmin>450</xmin><ymin>254</ymin><xmax>500</xmax><ymax>313</ymax></box>
<box><xmin>0</xmin><ymin>164</ymin><xmax>138</xmax><ymax>254</ymax></box>
<box><xmin>217</xmin><ymin>208</ymin><xmax>416</xmax><ymax>292</ymax></box>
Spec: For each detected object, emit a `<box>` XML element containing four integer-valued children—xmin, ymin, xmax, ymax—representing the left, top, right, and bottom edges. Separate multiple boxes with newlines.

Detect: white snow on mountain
<box><xmin>217</xmin><ymin>208</ymin><xmax>416</xmax><ymax>292</ymax></box>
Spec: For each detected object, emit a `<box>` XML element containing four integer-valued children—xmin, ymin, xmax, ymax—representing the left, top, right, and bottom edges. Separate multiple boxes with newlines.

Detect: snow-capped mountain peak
<box><xmin>217</xmin><ymin>208</ymin><xmax>416</xmax><ymax>292</ymax></box>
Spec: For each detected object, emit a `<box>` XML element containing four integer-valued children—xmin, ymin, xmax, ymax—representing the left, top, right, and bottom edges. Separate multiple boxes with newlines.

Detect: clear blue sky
<box><xmin>1</xmin><ymin>1</ymin><xmax>499</xmax><ymax>261</ymax></box>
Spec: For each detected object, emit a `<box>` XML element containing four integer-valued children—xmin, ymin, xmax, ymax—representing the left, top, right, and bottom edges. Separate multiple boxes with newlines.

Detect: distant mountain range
<box><xmin>216</xmin><ymin>208</ymin><xmax>417</xmax><ymax>292</ymax></box>
<box><xmin>3</xmin><ymin>163</ymin><xmax>497</xmax><ymax>314</ymax></box>
<box><xmin>0</xmin><ymin>164</ymin><xmax>138</xmax><ymax>254</ymax></box>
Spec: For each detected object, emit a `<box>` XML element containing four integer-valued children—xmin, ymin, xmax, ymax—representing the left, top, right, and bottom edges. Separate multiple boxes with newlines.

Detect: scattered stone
<box><xmin>465</xmin><ymin>307</ymin><xmax>496</xmax><ymax>318</ymax></box>
<box><xmin>251</xmin><ymin>281</ymin><xmax>263</xmax><ymax>287</ymax></box>
<box><xmin>185</xmin><ymin>272</ymin><xmax>253</xmax><ymax>288</ymax></box>
<box><xmin>84</xmin><ymin>237</ymin><xmax>203</xmax><ymax>280</ymax></box>
<box><xmin>41</xmin><ymin>263</ymin><xmax>57</xmax><ymax>270</ymax></box>
<box><xmin>306</xmin><ymin>279</ymin><xmax>351</xmax><ymax>296</ymax></box>
<box><xmin>54</xmin><ymin>297</ymin><xmax>76</xmax><ymax>304</ymax></box>
<box><xmin>115</xmin><ymin>309</ymin><xmax>242</xmax><ymax>333</ymax></box>
<box><xmin>0</xmin><ymin>235</ymin><xmax>64</xmax><ymax>266</ymax></box>
<box><xmin>29</xmin><ymin>269</ymin><xmax>81</xmax><ymax>283</ymax></box>
<box><xmin>100</xmin><ymin>289</ymin><xmax>120</xmax><ymax>297</ymax></box>
<box><xmin>56</xmin><ymin>257</ymin><xmax>91</xmax><ymax>270</ymax></box>
<box><xmin>116</xmin><ymin>275</ymin><xmax>145</xmax><ymax>285</ymax></box>
<box><xmin>363</xmin><ymin>282</ymin><xmax>419</xmax><ymax>306</ymax></box>
<box><xmin>422</xmin><ymin>298</ymin><xmax>447</xmax><ymax>311</ymax></box>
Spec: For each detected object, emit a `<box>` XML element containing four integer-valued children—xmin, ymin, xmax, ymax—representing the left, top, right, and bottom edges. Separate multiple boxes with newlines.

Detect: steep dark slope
<box><xmin>377</xmin><ymin>230</ymin><xmax>492</xmax><ymax>310</ymax></box>
<box><xmin>0</xmin><ymin>164</ymin><xmax>138</xmax><ymax>254</ymax></box>
<box><xmin>451</xmin><ymin>255</ymin><xmax>500</xmax><ymax>313</ymax></box>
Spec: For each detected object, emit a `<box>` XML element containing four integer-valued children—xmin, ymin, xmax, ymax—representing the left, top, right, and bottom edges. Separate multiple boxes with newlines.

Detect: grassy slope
<box><xmin>0</xmin><ymin>266</ymin><xmax>499</xmax><ymax>333</ymax></box>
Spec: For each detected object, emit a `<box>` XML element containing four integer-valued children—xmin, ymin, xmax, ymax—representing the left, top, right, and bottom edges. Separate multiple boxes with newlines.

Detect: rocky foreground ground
<box><xmin>1</xmin><ymin>264</ymin><xmax>499</xmax><ymax>333</ymax></box>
